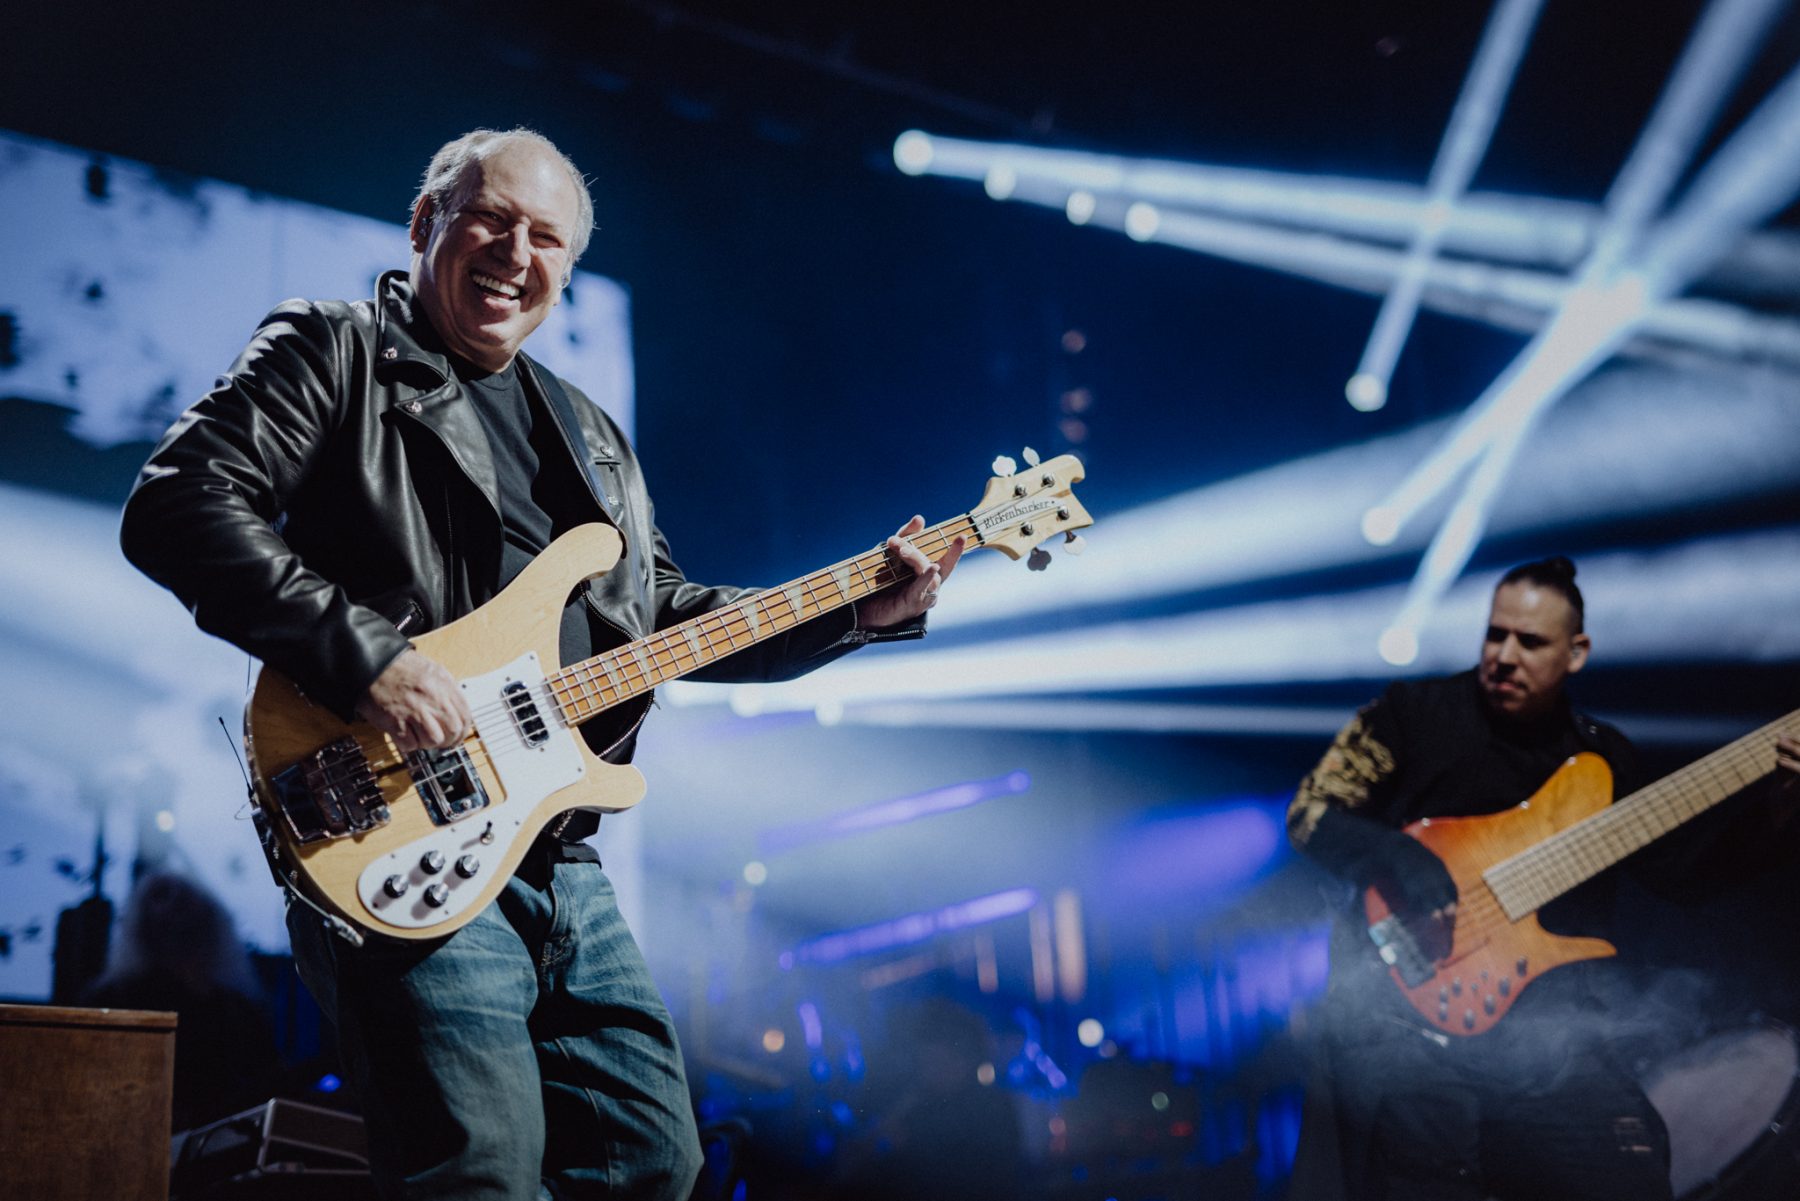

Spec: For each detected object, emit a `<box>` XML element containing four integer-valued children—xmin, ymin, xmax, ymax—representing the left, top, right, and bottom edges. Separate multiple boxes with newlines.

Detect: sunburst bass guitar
<box><xmin>1366</xmin><ymin>710</ymin><xmax>1799</xmax><ymax>1036</ymax></box>
<box><xmin>246</xmin><ymin>454</ymin><xmax>1091</xmax><ymax>941</ymax></box>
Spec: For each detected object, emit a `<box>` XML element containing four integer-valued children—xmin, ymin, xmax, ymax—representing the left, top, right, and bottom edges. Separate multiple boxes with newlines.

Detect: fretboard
<box><xmin>544</xmin><ymin>517</ymin><xmax>979</xmax><ymax>727</ymax></box>
<box><xmin>1485</xmin><ymin>709</ymin><xmax>1800</xmax><ymax>919</ymax></box>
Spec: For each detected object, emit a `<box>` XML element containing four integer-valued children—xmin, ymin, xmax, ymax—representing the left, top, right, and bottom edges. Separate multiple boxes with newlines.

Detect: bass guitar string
<box><xmin>1384</xmin><ymin>719</ymin><xmax>1797</xmax><ymax>964</ymax></box>
<box><xmin>354</xmin><ymin>517</ymin><xmax>979</xmax><ymax>757</ymax></box>
<box><xmin>548</xmin><ymin>518</ymin><xmax>979</xmax><ymax>723</ymax></box>
<box><xmin>458</xmin><ymin>516</ymin><xmax>986</xmax><ymax>731</ymax></box>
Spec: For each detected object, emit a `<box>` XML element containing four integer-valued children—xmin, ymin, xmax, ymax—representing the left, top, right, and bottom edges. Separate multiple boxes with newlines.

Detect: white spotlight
<box><xmin>1361</xmin><ymin>506</ymin><xmax>1401</xmax><ymax>546</ymax></box>
<box><xmin>1345</xmin><ymin>372</ymin><xmax>1389</xmax><ymax>412</ymax></box>
<box><xmin>1125</xmin><ymin>202</ymin><xmax>1161</xmax><ymax>242</ymax></box>
<box><xmin>893</xmin><ymin>130</ymin><xmax>935</xmax><ymax>176</ymax></box>
<box><xmin>1065</xmin><ymin>190</ymin><xmax>1097</xmax><ymax>225</ymax></box>
<box><xmin>1077</xmin><ymin>1018</ymin><xmax>1105</xmax><ymax>1047</ymax></box>
<box><xmin>1378</xmin><ymin>625</ymin><xmax>1420</xmax><ymax>666</ymax></box>
<box><xmin>984</xmin><ymin>165</ymin><xmax>1018</xmax><ymax>200</ymax></box>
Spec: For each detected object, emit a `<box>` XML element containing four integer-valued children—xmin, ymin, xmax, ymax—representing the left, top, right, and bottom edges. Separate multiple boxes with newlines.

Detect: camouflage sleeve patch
<box><xmin>1286</xmin><ymin>709</ymin><xmax>1397</xmax><ymax>847</ymax></box>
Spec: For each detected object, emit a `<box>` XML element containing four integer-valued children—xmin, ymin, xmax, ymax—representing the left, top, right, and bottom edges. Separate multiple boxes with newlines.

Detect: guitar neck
<box><xmin>545</xmin><ymin>516</ymin><xmax>980</xmax><ymax>727</ymax></box>
<box><xmin>1485</xmin><ymin>709</ymin><xmax>1800</xmax><ymax>918</ymax></box>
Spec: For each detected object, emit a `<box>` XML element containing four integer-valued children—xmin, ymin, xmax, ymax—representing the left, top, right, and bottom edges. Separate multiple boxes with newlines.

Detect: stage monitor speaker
<box><xmin>169</xmin><ymin>1098</ymin><xmax>374</xmax><ymax>1200</ymax></box>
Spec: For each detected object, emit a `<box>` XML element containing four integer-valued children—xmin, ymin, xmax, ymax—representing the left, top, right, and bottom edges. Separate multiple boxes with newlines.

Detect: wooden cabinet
<box><xmin>0</xmin><ymin>1003</ymin><xmax>176</xmax><ymax>1201</ymax></box>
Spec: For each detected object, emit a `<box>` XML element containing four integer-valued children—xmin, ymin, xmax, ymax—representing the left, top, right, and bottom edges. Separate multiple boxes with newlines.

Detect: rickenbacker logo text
<box><xmin>976</xmin><ymin>496</ymin><xmax>1060</xmax><ymax>534</ymax></box>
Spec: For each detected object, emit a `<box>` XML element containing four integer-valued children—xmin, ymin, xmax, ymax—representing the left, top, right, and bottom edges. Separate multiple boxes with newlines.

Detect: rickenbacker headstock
<box><xmin>971</xmin><ymin>449</ymin><xmax>1092</xmax><ymax>566</ymax></box>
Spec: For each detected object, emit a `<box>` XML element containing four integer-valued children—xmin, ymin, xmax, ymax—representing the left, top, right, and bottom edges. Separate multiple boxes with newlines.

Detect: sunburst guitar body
<box><xmin>1366</xmin><ymin>713</ymin><xmax>1799</xmax><ymax>1037</ymax></box>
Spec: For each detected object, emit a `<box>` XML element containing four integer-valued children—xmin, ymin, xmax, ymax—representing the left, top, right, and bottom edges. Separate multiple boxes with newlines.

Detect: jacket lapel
<box><xmin>520</xmin><ymin>355</ymin><xmax>612</xmax><ymax>519</ymax></box>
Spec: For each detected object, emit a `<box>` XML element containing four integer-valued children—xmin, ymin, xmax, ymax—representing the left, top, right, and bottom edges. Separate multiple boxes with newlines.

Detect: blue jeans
<box><xmin>289</xmin><ymin>845</ymin><xmax>702</xmax><ymax>1200</ymax></box>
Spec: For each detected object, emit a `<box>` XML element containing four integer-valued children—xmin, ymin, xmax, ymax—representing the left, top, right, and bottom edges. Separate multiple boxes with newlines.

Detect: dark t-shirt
<box><xmin>1360</xmin><ymin>669</ymin><xmax>1642</xmax><ymax>825</ymax></box>
<box><xmin>454</xmin><ymin>355</ymin><xmax>613</xmax><ymax>850</ymax></box>
<box><xmin>455</xmin><ymin>357</ymin><xmax>603</xmax><ymax>667</ymax></box>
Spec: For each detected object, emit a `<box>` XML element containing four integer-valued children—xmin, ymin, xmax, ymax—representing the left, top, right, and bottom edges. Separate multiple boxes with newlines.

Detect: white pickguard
<box><xmin>355</xmin><ymin>652</ymin><xmax>586</xmax><ymax>931</ymax></box>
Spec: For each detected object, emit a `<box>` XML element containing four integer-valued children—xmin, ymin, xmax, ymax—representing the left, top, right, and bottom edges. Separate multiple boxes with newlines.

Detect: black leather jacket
<box><xmin>121</xmin><ymin>272</ymin><xmax>894</xmax><ymax>751</ymax></box>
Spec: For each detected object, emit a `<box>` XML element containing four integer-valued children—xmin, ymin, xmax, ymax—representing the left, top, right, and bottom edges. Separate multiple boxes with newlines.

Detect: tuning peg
<box><xmin>991</xmin><ymin>454</ymin><xmax>1018</xmax><ymax>477</ymax></box>
<box><xmin>1063</xmin><ymin>532</ymin><xmax>1086</xmax><ymax>556</ymax></box>
<box><xmin>1022</xmin><ymin>446</ymin><xmax>1041</xmax><ymax>467</ymax></box>
<box><xmin>1027</xmin><ymin>547</ymin><xmax>1052</xmax><ymax>572</ymax></box>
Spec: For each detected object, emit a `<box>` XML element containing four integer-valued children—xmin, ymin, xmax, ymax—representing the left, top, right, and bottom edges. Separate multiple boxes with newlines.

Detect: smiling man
<box><xmin>412</xmin><ymin>137</ymin><xmax>578</xmax><ymax>372</ymax></box>
<box><xmin>120</xmin><ymin>128</ymin><xmax>959</xmax><ymax>1201</ymax></box>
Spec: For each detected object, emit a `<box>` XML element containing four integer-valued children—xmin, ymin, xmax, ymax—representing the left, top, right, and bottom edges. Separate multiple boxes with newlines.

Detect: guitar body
<box><xmin>246</xmin><ymin>523</ymin><xmax>647</xmax><ymax>941</ymax></box>
<box><xmin>1364</xmin><ymin>753</ymin><xmax>1619</xmax><ymax>1037</ymax></box>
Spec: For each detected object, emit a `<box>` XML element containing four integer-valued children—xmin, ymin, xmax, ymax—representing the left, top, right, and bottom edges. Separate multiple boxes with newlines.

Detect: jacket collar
<box><xmin>374</xmin><ymin>270</ymin><xmax>454</xmax><ymax>384</ymax></box>
<box><xmin>372</xmin><ymin>269</ymin><xmax>615</xmax><ymax>525</ymax></box>
<box><xmin>371</xmin><ymin>270</ymin><xmax>563</xmax><ymax>398</ymax></box>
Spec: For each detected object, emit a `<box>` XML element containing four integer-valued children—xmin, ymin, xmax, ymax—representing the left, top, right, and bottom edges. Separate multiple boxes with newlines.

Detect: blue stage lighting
<box><xmin>892</xmin><ymin>130</ymin><xmax>934</xmax><ymax>175</ymax></box>
<box><xmin>652</xmin><ymin>361</ymin><xmax>1794</xmax><ymax>701</ymax></box>
<box><xmin>759</xmin><ymin>772</ymin><xmax>1031</xmax><ymax>854</ymax></box>
<box><xmin>1368</xmin><ymin>0</ymin><xmax>1789</xmax><ymax>547</ymax></box>
<box><xmin>1106</xmin><ymin>801</ymin><xmax>1289</xmax><ymax>902</ymax></box>
<box><xmin>786</xmin><ymin>889</ymin><xmax>1039</xmax><ymax>966</ymax></box>
<box><xmin>891</xmin><ymin>131</ymin><xmax>1800</xmax><ymax>369</ymax></box>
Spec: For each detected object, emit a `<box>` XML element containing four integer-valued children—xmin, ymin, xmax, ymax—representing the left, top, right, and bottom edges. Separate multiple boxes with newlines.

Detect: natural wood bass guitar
<box><xmin>246</xmin><ymin>454</ymin><xmax>1091</xmax><ymax>941</ymax></box>
<box><xmin>1366</xmin><ymin>710</ymin><xmax>1799</xmax><ymax>1036</ymax></box>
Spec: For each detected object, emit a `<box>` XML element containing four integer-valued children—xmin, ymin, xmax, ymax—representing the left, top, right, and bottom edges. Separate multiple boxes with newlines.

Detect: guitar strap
<box><xmin>519</xmin><ymin>357</ymin><xmax>648</xmax><ymax>606</ymax></box>
<box><xmin>519</xmin><ymin>357</ymin><xmax>606</xmax><ymax>516</ymax></box>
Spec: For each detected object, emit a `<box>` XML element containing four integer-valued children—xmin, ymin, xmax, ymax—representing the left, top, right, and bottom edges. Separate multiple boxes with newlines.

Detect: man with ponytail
<box><xmin>1286</xmin><ymin>555</ymin><xmax>1797</xmax><ymax>1201</ymax></box>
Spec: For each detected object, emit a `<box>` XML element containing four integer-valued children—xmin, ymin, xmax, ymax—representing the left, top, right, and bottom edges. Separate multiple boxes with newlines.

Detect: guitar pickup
<box><xmin>1369</xmin><ymin>915</ymin><xmax>1437</xmax><ymax>987</ymax></box>
<box><xmin>408</xmin><ymin>746</ymin><xmax>491</xmax><ymax>824</ymax></box>
<box><xmin>268</xmin><ymin>738</ymin><xmax>390</xmax><ymax>843</ymax></box>
<box><xmin>502</xmin><ymin>679</ymin><xmax>549</xmax><ymax>748</ymax></box>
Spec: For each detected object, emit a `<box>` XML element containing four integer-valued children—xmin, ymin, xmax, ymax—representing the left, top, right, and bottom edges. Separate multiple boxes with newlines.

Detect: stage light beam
<box><xmin>786</xmin><ymin>889</ymin><xmax>1040</xmax><ymax>966</ymax></box>
<box><xmin>1350</xmin><ymin>0</ymin><xmax>1546</xmax><ymax>411</ymax></box>
<box><xmin>1125</xmin><ymin>202</ymin><xmax>1161</xmax><ymax>241</ymax></box>
<box><xmin>893</xmin><ymin>130</ymin><xmax>934</xmax><ymax>175</ymax></box>
<box><xmin>666</xmin><ymin>526</ymin><xmax>1800</xmax><ymax>717</ymax></box>
<box><xmin>1365</xmin><ymin>0</ymin><xmax>1786</xmax><ymax>546</ymax></box>
<box><xmin>890</xmin><ymin>129</ymin><xmax>1800</xmax><ymax>369</ymax></box>
<box><xmin>1368</xmin><ymin>15</ymin><xmax>1800</xmax><ymax>642</ymax></box>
